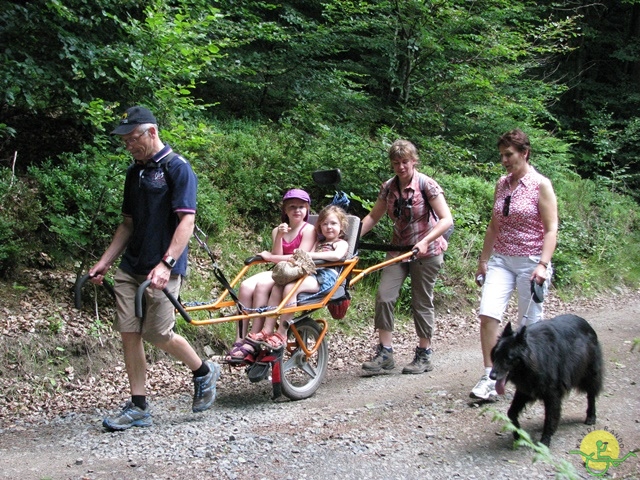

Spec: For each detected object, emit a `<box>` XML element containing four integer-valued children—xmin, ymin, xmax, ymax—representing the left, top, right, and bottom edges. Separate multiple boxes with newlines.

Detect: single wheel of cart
<box><xmin>280</xmin><ymin>315</ymin><xmax>329</xmax><ymax>400</ymax></box>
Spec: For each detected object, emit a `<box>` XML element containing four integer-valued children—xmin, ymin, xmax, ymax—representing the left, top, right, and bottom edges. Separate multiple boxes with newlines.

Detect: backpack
<box><xmin>385</xmin><ymin>173</ymin><xmax>454</xmax><ymax>242</ymax></box>
<box><xmin>417</xmin><ymin>174</ymin><xmax>454</xmax><ymax>242</ymax></box>
<box><xmin>158</xmin><ymin>151</ymin><xmax>179</xmax><ymax>188</ymax></box>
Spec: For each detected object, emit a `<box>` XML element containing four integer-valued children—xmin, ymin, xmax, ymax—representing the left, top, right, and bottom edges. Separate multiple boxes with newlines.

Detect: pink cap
<box><xmin>282</xmin><ymin>189</ymin><xmax>311</xmax><ymax>204</ymax></box>
<box><xmin>281</xmin><ymin>189</ymin><xmax>311</xmax><ymax>222</ymax></box>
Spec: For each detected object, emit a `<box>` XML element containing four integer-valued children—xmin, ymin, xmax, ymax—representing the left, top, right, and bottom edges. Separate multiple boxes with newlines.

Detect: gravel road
<box><xmin>1</xmin><ymin>294</ymin><xmax>639</xmax><ymax>480</ymax></box>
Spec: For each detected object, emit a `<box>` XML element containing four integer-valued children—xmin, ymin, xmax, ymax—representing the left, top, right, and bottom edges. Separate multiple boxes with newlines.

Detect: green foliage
<box><xmin>204</xmin><ymin>122</ymin><xmax>304</xmax><ymax>228</ymax></box>
<box><xmin>29</xmin><ymin>146</ymin><xmax>125</xmax><ymax>268</ymax></box>
<box><xmin>548</xmin><ymin>1</ymin><xmax>640</xmax><ymax>192</ymax></box>
<box><xmin>436</xmin><ymin>174</ymin><xmax>495</xmax><ymax>304</ymax></box>
<box><xmin>29</xmin><ymin>121</ymin><xmax>233</xmax><ymax>270</ymax></box>
<box><xmin>0</xmin><ymin>170</ymin><xmax>42</xmax><ymax>278</ymax></box>
<box><xmin>1</xmin><ymin>0</ymin><xmax>639</xmax><ymax>311</ymax></box>
<box><xmin>488</xmin><ymin>409</ymin><xmax>580</xmax><ymax>479</ymax></box>
<box><xmin>11</xmin><ymin>1</ymin><xmax>229</xmax><ymax>272</ymax></box>
<box><xmin>1</xmin><ymin>0</ymin><xmax>221</xmax><ymax>115</ymax></box>
<box><xmin>194</xmin><ymin>177</ymin><xmax>231</xmax><ymax>237</ymax></box>
<box><xmin>101</xmin><ymin>0</ymin><xmax>222</xmax><ymax>115</ymax></box>
<box><xmin>553</xmin><ymin>177</ymin><xmax>640</xmax><ymax>293</ymax></box>
<box><xmin>575</xmin><ymin>110</ymin><xmax>640</xmax><ymax>197</ymax></box>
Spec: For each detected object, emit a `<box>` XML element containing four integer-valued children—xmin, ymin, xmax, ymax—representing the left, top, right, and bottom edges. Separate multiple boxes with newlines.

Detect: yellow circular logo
<box><xmin>579</xmin><ymin>430</ymin><xmax>620</xmax><ymax>472</ymax></box>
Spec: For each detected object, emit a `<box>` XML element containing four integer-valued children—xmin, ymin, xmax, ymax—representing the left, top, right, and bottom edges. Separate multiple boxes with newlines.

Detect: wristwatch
<box><xmin>162</xmin><ymin>255</ymin><xmax>176</xmax><ymax>269</ymax></box>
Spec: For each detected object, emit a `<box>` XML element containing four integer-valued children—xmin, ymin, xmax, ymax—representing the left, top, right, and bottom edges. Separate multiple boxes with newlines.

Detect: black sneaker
<box><xmin>192</xmin><ymin>360</ymin><xmax>221</xmax><ymax>413</ymax></box>
<box><xmin>102</xmin><ymin>401</ymin><xmax>152</xmax><ymax>431</ymax></box>
<box><xmin>362</xmin><ymin>344</ymin><xmax>395</xmax><ymax>373</ymax></box>
<box><xmin>402</xmin><ymin>347</ymin><xmax>433</xmax><ymax>374</ymax></box>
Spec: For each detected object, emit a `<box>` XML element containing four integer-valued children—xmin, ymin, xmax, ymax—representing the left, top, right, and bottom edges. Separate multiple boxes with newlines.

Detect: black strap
<box><xmin>357</xmin><ymin>242</ymin><xmax>414</xmax><ymax>252</ymax></box>
<box><xmin>211</xmin><ymin>264</ymin><xmax>241</xmax><ymax>304</ymax></box>
<box><xmin>158</xmin><ymin>151</ymin><xmax>178</xmax><ymax>189</ymax></box>
<box><xmin>193</xmin><ymin>226</ymin><xmax>243</xmax><ymax>306</ymax></box>
<box><xmin>391</xmin><ymin>174</ymin><xmax>435</xmax><ymax>222</ymax></box>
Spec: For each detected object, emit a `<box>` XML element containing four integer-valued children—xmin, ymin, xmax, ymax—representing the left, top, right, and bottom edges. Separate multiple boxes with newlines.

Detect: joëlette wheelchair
<box><xmin>74</xmin><ymin>170</ymin><xmax>417</xmax><ymax>401</ymax></box>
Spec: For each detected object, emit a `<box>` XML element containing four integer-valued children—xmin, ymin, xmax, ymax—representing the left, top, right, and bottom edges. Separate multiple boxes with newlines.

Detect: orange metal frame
<box><xmin>179</xmin><ymin>250</ymin><xmax>416</xmax><ymax>359</ymax></box>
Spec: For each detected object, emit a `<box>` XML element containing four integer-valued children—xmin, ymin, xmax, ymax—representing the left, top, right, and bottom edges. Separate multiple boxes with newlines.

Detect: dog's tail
<box><xmin>580</xmin><ymin>335</ymin><xmax>604</xmax><ymax>396</ymax></box>
<box><xmin>592</xmin><ymin>340</ymin><xmax>604</xmax><ymax>395</ymax></box>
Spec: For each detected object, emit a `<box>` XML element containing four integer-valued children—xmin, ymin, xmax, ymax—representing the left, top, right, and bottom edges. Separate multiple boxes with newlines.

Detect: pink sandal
<box><xmin>246</xmin><ymin>330</ymin><xmax>268</xmax><ymax>342</ymax></box>
<box><xmin>264</xmin><ymin>332</ymin><xmax>287</xmax><ymax>350</ymax></box>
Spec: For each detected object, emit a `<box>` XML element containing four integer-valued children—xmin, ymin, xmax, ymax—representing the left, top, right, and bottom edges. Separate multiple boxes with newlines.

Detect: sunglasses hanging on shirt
<box><xmin>502</xmin><ymin>195</ymin><xmax>511</xmax><ymax>216</ymax></box>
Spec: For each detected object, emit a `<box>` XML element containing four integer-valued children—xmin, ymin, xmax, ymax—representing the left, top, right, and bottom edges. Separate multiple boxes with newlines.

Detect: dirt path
<box><xmin>0</xmin><ymin>297</ymin><xmax>639</xmax><ymax>479</ymax></box>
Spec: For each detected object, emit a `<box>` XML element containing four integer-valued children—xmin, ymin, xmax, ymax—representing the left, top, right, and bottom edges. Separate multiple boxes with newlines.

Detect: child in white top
<box><xmin>258</xmin><ymin>205</ymin><xmax>350</xmax><ymax>349</ymax></box>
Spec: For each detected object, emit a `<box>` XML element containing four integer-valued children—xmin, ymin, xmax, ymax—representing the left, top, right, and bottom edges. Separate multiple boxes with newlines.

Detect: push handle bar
<box><xmin>74</xmin><ymin>273</ymin><xmax>116</xmax><ymax>309</ymax></box>
<box><xmin>134</xmin><ymin>279</ymin><xmax>192</xmax><ymax>323</ymax></box>
<box><xmin>244</xmin><ymin>255</ymin><xmax>264</xmax><ymax>265</ymax></box>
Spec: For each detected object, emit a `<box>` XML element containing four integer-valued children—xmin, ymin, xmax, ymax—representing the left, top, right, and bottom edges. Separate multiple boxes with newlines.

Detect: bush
<box><xmin>553</xmin><ymin>177</ymin><xmax>640</xmax><ymax>292</ymax></box>
<box><xmin>0</xmin><ymin>170</ymin><xmax>42</xmax><ymax>277</ymax></box>
<box><xmin>12</xmin><ymin>114</ymin><xmax>640</xmax><ymax>324</ymax></box>
<box><xmin>30</xmin><ymin>145</ymin><xmax>125</xmax><ymax>269</ymax></box>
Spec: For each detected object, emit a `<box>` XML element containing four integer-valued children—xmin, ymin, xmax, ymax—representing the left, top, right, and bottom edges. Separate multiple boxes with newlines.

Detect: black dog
<box><xmin>490</xmin><ymin>314</ymin><xmax>603</xmax><ymax>447</ymax></box>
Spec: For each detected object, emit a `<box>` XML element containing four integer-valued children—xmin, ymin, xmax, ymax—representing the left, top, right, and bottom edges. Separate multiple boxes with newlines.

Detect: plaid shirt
<box><xmin>379</xmin><ymin>172</ymin><xmax>447</xmax><ymax>258</ymax></box>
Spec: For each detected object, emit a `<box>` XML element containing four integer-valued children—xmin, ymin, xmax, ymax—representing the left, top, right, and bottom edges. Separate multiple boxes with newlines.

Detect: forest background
<box><xmin>1</xmin><ymin>0</ymin><xmax>640</xmax><ymax>348</ymax></box>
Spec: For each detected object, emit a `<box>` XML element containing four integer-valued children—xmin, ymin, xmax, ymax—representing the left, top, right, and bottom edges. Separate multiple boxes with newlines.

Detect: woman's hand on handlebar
<box><xmin>412</xmin><ymin>239</ymin><xmax>429</xmax><ymax>257</ymax></box>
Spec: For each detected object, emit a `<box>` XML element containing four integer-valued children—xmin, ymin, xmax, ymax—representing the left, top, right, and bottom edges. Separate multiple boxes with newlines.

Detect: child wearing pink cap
<box><xmin>226</xmin><ymin>189</ymin><xmax>315</xmax><ymax>363</ymax></box>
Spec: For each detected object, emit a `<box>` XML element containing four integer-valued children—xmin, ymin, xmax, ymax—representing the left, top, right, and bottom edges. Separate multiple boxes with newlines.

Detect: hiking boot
<box><xmin>192</xmin><ymin>360</ymin><xmax>221</xmax><ymax>413</ymax></box>
<box><xmin>402</xmin><ymin>347</ymin><xmax>433</xmax><ymax>374</ymax></box>
<box><xmin>470</xmin><ymin>374</ymin><xmax>497</xmax><ymax>400</ymax></box>
<box><xmin>102</xmin><ymin>401</ymin><xmax>152</xmax><ymax>431</ymax></box>
<box><xmin>362</xmin><ymin>344</ymin><xmax>395</xmax><ymax>373</ymax></box>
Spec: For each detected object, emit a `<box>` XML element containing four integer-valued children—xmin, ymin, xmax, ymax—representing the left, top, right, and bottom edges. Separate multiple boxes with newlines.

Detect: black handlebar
<box><xmin>74</xmin><ymin>274</ymin><xmax>116</xmax><ymax>309</ymax></box>
<box><xmin>74</xmin><ymin>273</ymin><xmax>192</xmax><ymax>323</ymax></box>
<box><xmin>134</xmin><ymin>279</ymin><xmax>192</xmax><ymax>323</ymax></box>
<box><xmin>357</xmin><ymin>242</ymin><xmax>415</xmax><ymax>252</ymax></box>
<box><xmin>244</xmin><ymin>255</ymin><xmax>265</xmax><ymax>265</ymax></box>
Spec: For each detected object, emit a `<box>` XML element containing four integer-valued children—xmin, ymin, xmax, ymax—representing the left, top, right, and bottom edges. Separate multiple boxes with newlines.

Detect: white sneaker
<box><xmin>470</xmin><ymin>374</ymin><xmax>497</xmax><ymax>400</ymax></box>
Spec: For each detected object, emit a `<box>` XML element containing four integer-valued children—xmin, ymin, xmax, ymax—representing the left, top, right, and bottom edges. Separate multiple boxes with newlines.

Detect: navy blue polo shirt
<box><xmin>119</xmin><ymin>145</ymin><xmax>197</xmax><ymax>276</ymax></box>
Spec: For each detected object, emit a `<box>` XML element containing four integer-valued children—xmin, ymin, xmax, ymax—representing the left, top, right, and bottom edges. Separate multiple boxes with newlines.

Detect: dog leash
<box><xmin>522</xmin><ymin>279</ymin><xmax>545</xmax><ymax>324</ymax></box>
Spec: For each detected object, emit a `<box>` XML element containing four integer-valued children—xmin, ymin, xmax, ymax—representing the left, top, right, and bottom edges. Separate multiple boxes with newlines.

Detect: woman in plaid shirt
<box><xmin>360</xmin><ymin>140</ymin><xmax>453</xmax><ymax>375</ymax></box>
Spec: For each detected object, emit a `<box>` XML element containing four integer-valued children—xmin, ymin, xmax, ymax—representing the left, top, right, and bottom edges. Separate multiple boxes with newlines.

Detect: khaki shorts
<box><xmin>113</xmin><ymin>268</ymin><xmax>181</xmax><ymax>344</ymax></box>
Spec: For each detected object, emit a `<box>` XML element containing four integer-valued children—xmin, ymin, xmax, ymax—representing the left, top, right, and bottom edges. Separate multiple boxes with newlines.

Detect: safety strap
<box><xmin>193</xmin><ymin>225</ymin><xmax>242</xmax><ymax>305</ymax></box>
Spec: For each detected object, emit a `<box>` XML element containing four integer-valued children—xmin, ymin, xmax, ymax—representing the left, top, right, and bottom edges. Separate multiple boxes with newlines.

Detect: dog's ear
<box><xmin>503</xmin><ymin>322</ymin><xmax>514</xmax><ymax>336</ymax></box>
<box><xmin>515</xmin><ymin>325</ymin><xmax>527</xmax><ymax>342</ymax></box>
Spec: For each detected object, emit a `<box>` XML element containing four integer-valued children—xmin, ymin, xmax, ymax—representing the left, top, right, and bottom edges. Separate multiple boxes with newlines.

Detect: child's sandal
<box><xmin>246</xmin><ymin>330</ymin><xmax>270</xmax><ymax>346</ymax></box>
<box><xmin>225</xmin><ymin>341</ymin><xmax>255</xmax><ymax>363</ymax></box>
<box><xmin>265</xmin><ymin>332</ymin><xmax>287</xmax><ymax>350</ymax></box>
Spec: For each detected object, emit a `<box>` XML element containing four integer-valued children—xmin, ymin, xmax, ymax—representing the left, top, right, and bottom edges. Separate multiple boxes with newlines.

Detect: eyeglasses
<box><xmin>502</xmin><ymin>195</ymin><xmax>511</xmax><ymax>216</ymax></box>
<box><xmin>122</xmin><ymin>128</ymin><xmax>149</xmax><ymax>147</ymax></box>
